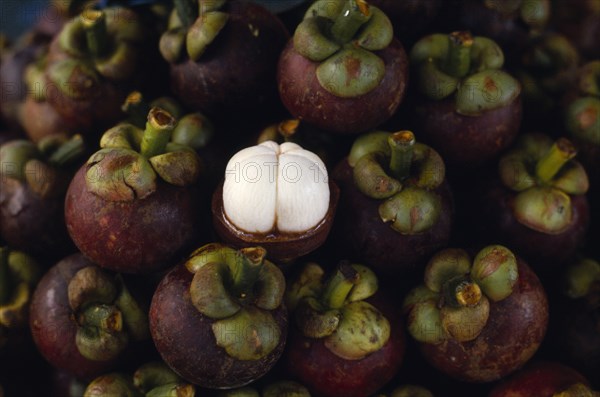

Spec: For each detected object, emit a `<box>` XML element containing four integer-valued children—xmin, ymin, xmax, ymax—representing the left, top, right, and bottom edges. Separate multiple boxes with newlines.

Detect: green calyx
<box><xmin>68</xmin><ymin>266</ymin><xmax>149</xmax><ymax>362</ymax></box>
<box><xmin>85</xmin><ymin>361</ymin><xmax>194</xmax><ymax>397</ymax></box>
<box><xmin>553</xmin><ymin>383</ymin><xmax>600</xmax><ymax>397</ymax></box>
<box><xmin>293</xmin><ymin>0</ymin><xmax>393</xmax><ymax>97</ymax></box>
<box><xmin>56</xmin><ymin>7</ymin><xmax>145</xmax><ymax>81</ymax></box>
<box><xmin>411</xmin><ymin>32</ymin><xmax>521</xmax><ymax>113</ymax></box>
<box><xmin>564</xmin><ymin>258</ymin><xmax>600</xmax><ymax>300</ymax></box>
<box><xmin>566</xmin><ymin>62</ymin><xmax>600</xmax><ymax>145</ymax></box>
<box><xmin>0</xmin><ymin>135</ymin><xmax>85</xmax><ymax>198</ymax></box>
<box><xmin>403</xmin><ymin>245</ymin><xmax>518</xmax><ymax>344</ymax></box>
<box><xmin>0</xmin><ymin>248</ymin><xmax>41</xmax><ymax>332</ymax></box>
<box><xmin>186</xmin><ymin>243</ymin><xmax>285</xmax><ymax>361</ymax></box>
<box><xmin>498</xmin><ymin>133</ymin><xmax>589</xmax><ymax>234</ymax></box>
<box><xmin>484</xmin><ymin>0</ymin><xmax>550</xmax><ymax>30</ymax></box>
<box><xmin>160</xmin><ymin>0</ymin><xmax>228</xmax><ymax>63</ymax></box>
<box><xmin>262</xmin><ymin>381</ymin><xmax>311</xmax><ymax>397</ymax></box>
<box><xmin>85</xmin><ymin>107</ymin><xmax>202</xmax><ymax>202</ymax></box>
<box><xmin>288</xmin><ymin>261</ymin><xmax>389</xmax><ymax>360</ymax></box>
<box><xmin>389</xmin><ymin>385</ymin><xmax>434</xmax><ymax>397</ymax></box>
<box><xmin>349</xmin><ymin>130</ymin><xmax>445</xmax><ymax>235</ymax></box>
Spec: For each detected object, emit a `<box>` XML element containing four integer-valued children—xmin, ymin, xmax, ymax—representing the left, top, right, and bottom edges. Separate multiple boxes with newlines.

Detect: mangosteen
<box><xmin>515</xmin><ymin>33</ymin><xmax>580</xmax><ymax>134</ymax></box>
<box><xmin>489</xmin><ymin>361</ymin><xmax>596</xmax><ymax>397</ymax></box>
<box><xmin>0</xmin><ymin>134</ymin><xmax>84</xmax><ymax>260</ymax></box>
<box><xmin>551</xmin><ymin>258</ymin><xmax>600</xmax><ymax>383</ymax></box>
<box><xmin>29</xmin><ymin>253</ymin><xmax>150</xmax><ymax>380</ymax></box>
<box><xmin>0</xmin><ymin>247</ymin><xmax>41</xmax><ymax>353</ymax></box>
<box><xmin>553</xmin><ymin>0</ymin><xmax>600</xmax><ymax>60</ymax></box>
<box><xmin>277</xmin><ymin>0</ymin><xmax>408</xmax><ymax>134</ymax></box>
<box><xmin>410</xmin><ymin>31</ymin><xmax>522</xmax><ymax>168</ymax></box>
<box><xmin>284</xmin><ymin>261</ymin><xmax>405</xmax><ymax>397</ymax></box>
<box><xmin>159</xmin><ymin>0</ymin><xmax>289</xmax><ymax>119</ymax></box>
<box><xmin>479</xmin><ymin>133</ymin><xmax>590</xmax><ymax>268</ymax></box>
<box><xmin>64</xmin><ymin>107</ymin><xmax>203</xmax><ymax>274</ymax></box>
<box><xmin>84</xmin><ymin>361</ymin><xmax>195</xmax><ymax>397</ymax></box>
<box><xmin>43</xmin><ymin>7</ymin><xmax>147</xmax><ymax>135</ymax></box>
<box><xmin>149</xmin><ymin>243</ymin><xmax>288</xmax><ymax>389</ymax></box>
<box><xmin>332</xmin><ymin>130</ymin><xmax>453</xmax><ymax>276</ymax></box>
<box><xmin>564</xmin><ymin>61</ymin><xmax>600</xmax><ymax>187</ymax></box>
<box><xmin>403</xmin><ymin>245</ymin><xmax>548</xmax><ymax>382</ymax></box>
<box><xmin>212</xmin><ymin>140</ymin><xmax>338</xmax><ymax>263</ymax></box>
<box><xmin>451</xmin><ymin>0</ymin><xmax>550</xmax><ymax>56</ymax></box>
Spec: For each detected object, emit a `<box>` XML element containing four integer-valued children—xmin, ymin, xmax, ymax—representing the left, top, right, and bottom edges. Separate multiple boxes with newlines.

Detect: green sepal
<box><xmin>416</xmin><ymin>59</ymin><xmax>459</xmax><ymax>101</ymax></box>
<box><xmin>355</xmin><ymin>7</ymin><xmax>393</xmax><ymax>51</ymax></box>
<box><xmin>171</xmin><ymin>112</ymin><xmax>214</xmax><ymax>149</ymax></box>
<box><xmin>46</xmin><ymin>59</ymin><xmax>100</xmax><ymax>99</ymax></box>
<box><xmin>323</xmin><ymin>301</ymin><xmax>390</xmax><ymax>360</ymax></box>
<box><xmin>316</xmin><ymin>47</ymin><xmax>385</xmax><ymax>98</ymax></box>
<box><xmin>83</xmin><ymin>374</ymin><xmax>140</xmax><ymax>397</ymax></box>
<box><xmin>190</xmin><ymin>261</ymin><xmax>242</xmax><ymax>319</ymax></box>
<box><xmin>347</xmin><ymin>130</ymin><xmax>390</xmax><ymax>167</ymax></box>
<box><xmin>133</xmin><ymin>361</ymin><xmax>182</xmax><ymax>394</ymax></box>
<box><xmin>471</xmin><ymin>245</ymin><xmax>519</xmax><ymax>302</ymax></box>
<box><xmin>566</xmin><ymin>97</ymin><xmax>600</xmax><ymax>145</ymax></box>
<box><xmin>284</xmin><ymin>262</ymin><xmax>325</xmax><ymax>312</ymax></box>
<box><xmin>100</xmin><ymin>123</ymin><xmax>144</xmax><ymax>150</ymax></box>
<box><xmin>186</xmin><ymin>11</ymin><xmax>229</xmax><ymax>61</ymax></box>
<box><xmin>294</xmin><ymin>297</ymin><xmax>340</xmax><ymax>338</ymax></box>
<box><xmin>85</xmin><ymin>148</ymin><xmax>157</xmax><ymax>202</ymax></box>
<box><xmin>353</xmin><ymin>152</ymin><xmax>402</xmax><ymax>199</ymax></box>
<box><xmin>159</xmin><ymin>28</ymin><xmax>187</xmax><ymax>63</ymax></box>
<box><xmin>440</xmin><ymin>296</ymin><xmax>489</xmax><ymax>342</ymax></box>
<box><xmin>406</xmin><ymin>299</ymin><xmax>446</xmax><ymax>344</ymax></box>
<box><xmin>564</xmin><ymin>259</ymin><xmax>600</xmax><ymax>299</ymax></box>
<box><xmin>347</xmin><ymin>264</ymin><xmax>378</xmax><ymax>302</ymax></box>
<box><xmin>114</xmin><ymin>275</ymin><xmax>149</xmax><ymax>342</ymax></box>
<box><xmin>513</xmin><ymin>187</ymin><xmax>573</xmax><ymax>234</ymax></box>
<box><xmin>0</xmin><ymin>140</ymin><xmax>39</xmax><ymax>181</ymax></box>
<box><xmin>149</xmin><ymin>149</ymin><xmax>202</xmax><ymax>187</ymax></box>
<box><xmin>212</xmin><ymin>307</ymin><xmax>281</xmax><ymax>361</ymax></box>
<box><xmin>293</xmin><ymin>17</ymin><xmax>340</xmax><ymax>62</ymax></box>
<box><xmin>379</xmin><ymin>187</ymin><xmax>442</xmax><ymax>234</ymax></box>
<box><xmin>455</xmin><ymin>70</ymin><xmax>521</xmax><ymax>115</ymax></box>
<box><xmin>424</xmin><ymin>248</ymin><xmax>471</xmax><ymax>293</ymax></box>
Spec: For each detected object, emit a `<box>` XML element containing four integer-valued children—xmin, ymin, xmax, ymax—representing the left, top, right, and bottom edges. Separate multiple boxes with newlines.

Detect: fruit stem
<box><xmin>320</xmin><ymin>262</ymin><xmax>359</xmax><ymax>309</ymax></box>
<box><xmin>330</xmin><ymin>0</ymin><xmax>371</xmax><ymax>44</ymax></box>
<box><xmin>81</xmin><ymin>9</ymin><xmax>109</xmax><ymax>59</ymax></box>
<box><xmin>122</xmin><ymin>91</ymin><xmax>151</xmax><ymax>128</ymax></box>
<box><xmin>48</xmin><ymin>134</ymin><xmax>85</xmax><ymax>166</ymax></box>
<box><xmin>388</xmin><ymin>130</ymin><xmax>415</xmax><ymax>181</ymax></box>
<box><xmin>0</xmin><ymin>248</ymin><xmax>10</xmax><ymax>306</ymax></box>
<box><xmin>78</xmin><ymin>304</ymin><xmax>123</xmax><ymax>333</ymax></box>
<box><xmin>174</xmin><ymin>0</ymin><xmax>198</xmax><ymax>29</ymax></box>
<box><xmin>535</xmin><ymin>138</ymin><xmax>577</xmax><ymax>183</ymax></box>
<box><xmin>443</xmin><ymin>31</ymin><xmax>474</xmax><ymax>78</ymax></box>
<box><xmin>232</xmin><ymin>247</ymin><xmax>267</xmax><ymax>302</ymax></box>
<box><xmin>444</xmin><ymin>276</ymin><xmax>482</xmax><ymax>308</ymax></box>
<box><xmin>140</xmin><ymin>108</ymin><xmax>176</xmax><ymax>158</ymax></box>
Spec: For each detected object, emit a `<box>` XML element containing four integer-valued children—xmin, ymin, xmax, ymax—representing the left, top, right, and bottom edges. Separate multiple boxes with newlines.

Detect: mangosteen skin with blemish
<box><xmin>64</xmin><ymin>166</ymin><xmax>201</xmax><ymax>274</ymax></box>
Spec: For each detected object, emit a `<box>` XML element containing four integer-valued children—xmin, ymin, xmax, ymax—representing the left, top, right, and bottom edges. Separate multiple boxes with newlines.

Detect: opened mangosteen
<box><xmin>0</xmin><ymin>134</ymin><xmax>83</xmax><ymax>260</ymax></box>
<box><xmin>403</xmin><ymin>245</ymin><xmax>548</xmax><ymax>382</ymax></box>
<box><xmin>478</xmin><ymin>133</ymin><xmax>590</xmax><ymax>267</ymax></box>
<box><xmin>489</xmin><ymin>361</ymin><xmax>597</xmax><ymax>397</ymax></box>
<box><xmin>43</xmin><ymin>7</ymin><xmax>147</xmax><ymax>135</ymax></box>
<box><xmin>0</xmin><ymin>247</ymin><xmax>41</xmax><ymax>354</ymax></box>
<box><xmin>83</xmin><ymin>361</ymin><xmax>195</xmax><ymax>397</ymax></box>
<box><xmin>160</xmin><ymin>0</ymin><xmax>288</xmax><ymax>119</ymax></box>
<box><xmin>277</xmin><ymin>0</ymin><xmax>409</xmax><ymax>134</ymax></box>
<box><xmin>410</xmin><ymin>31</ymin><xmax>522</xmax><ymax>168</ymax></box>
<box><xmin>284</xmin><ymin>261</ymin><xmax>405</xmax><ymax>397</ymax></box>
<box><xmin>332</xmin><ymin>130</ymin><xmax>452</xmax><ymax>276</ymax></box>
<box><xmin>64</xmin><ymin>107</ymin><xmax>203</xmax><ymax>274</ymax></box>
<box><xmin>212</xmin><ymin>140</ymin><xmax>338</xmax><ymax>263</ymax></box>
<box><xmin>149</xmin><ymin>243</ymin><xmax>288</xmax><ymax>389</ymax></box>
<box><xmin>29</xmin><ymin>253</ymin><xmax>150</xmax><ymax>380</ymax></box>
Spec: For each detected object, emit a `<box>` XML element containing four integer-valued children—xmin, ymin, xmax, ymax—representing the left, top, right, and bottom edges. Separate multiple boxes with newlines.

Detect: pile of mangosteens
<box><xmin>1</xmin><ymin>0</ymin><xmax>599</xmax><ymax>396</ymax></box>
